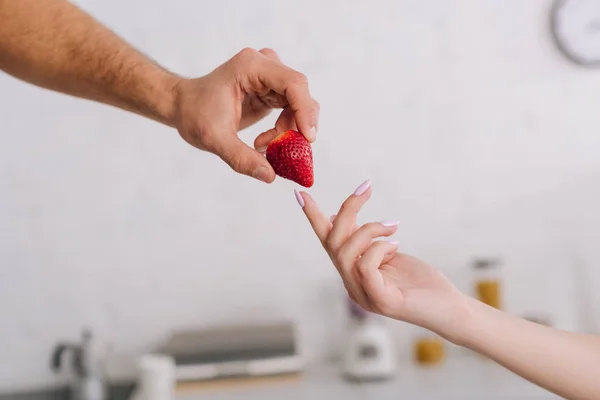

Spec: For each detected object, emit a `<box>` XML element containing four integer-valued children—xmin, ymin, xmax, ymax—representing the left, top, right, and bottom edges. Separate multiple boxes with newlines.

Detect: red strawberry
<box><xmin>266</xmin><ymin>130</ymin><xmax>314</xmax><ymax>187</ymax></box>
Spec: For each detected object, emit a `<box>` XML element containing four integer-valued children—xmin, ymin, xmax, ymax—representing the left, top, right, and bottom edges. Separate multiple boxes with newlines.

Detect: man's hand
<box><xmin>173</xmin><ymin>48</ymin><xmax>319</xmax><ymax>183</ymax></box>
<box><xmin>0</xmin><ymin>0</ymin><xmax>318</xmax><ymax>183</ymax></box>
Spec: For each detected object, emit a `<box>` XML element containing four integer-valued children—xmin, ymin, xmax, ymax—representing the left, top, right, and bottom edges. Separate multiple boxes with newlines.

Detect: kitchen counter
<box><xmin>1</xmin><ymin>356</ymin><xmax>561</xmax><ymax>400</ymax></box>
<box><xmin>176</xmin><ymin>357</ymin><xmax>561</xmax><ymax>400</ymax></box>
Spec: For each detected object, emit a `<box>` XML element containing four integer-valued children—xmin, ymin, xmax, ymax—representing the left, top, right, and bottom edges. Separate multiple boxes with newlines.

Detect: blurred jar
<box><xmin>413</xmin><ymin>329</ymin><xmax>445</xmax><ymax>366</ymax></box>
<box><xmin>342</xmin><ymin>298</ymin><xmax>396</xmax><ymax>381</ymax></box>
<box><xmin>473</xmin><ymin>258</ymin><xmax>502</xmax><ymax>310</ymax></box>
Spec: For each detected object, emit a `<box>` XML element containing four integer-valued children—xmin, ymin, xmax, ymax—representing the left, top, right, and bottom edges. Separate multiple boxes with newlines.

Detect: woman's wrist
<box><xmin>431</xmin><ymin>293</ymin><xmax>486</xmax><ymax>347</ymax></box>
<box><xmin>447</xmin><ymin>295</ymin><xmax>507</xmax><ymax>350</ymax></box>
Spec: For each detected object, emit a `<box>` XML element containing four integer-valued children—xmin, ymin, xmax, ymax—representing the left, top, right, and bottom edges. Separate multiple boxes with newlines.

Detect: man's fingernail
<box><xmin>353</xmin><ymin>179</ymin><xmax>371</xmax><ymax>196</ymax></box>
<box><xmin>388</xmin><ymin>240</ymin><xmax>400</xmax><ymax>246</ymax></box>
<box><xmin>381</xmin><ymin>220</ymin><xmax>400</xmax><ymax>227</ymax></box>
<box><xmin>253</xmin><ymin>166</ymin><xmax>271</xmax><ymax>183</ymax></box>
<box><xmin>256</xmin><ymin>146</ymin><xmax>267</xmax><ymax>153</ymax></box>
<box><xmin>294</xmin><ymin>189</ymin><xmax>305</xmax><ymax>207</ymax></box>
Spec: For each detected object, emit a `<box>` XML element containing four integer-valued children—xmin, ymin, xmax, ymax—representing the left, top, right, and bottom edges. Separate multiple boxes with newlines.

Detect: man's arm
<box><xmin>459</xmin><ymin>297</ymin><xmax>600</xmax><ymax>400</ymax></box>
<box><xmin>0</xmin><ymin>0</ymin><xmax>319</xmax><ymax>183</ymax></box>
<box><xmin>0</xmin><ymin>0</ymin><xmax>179</xmax><ymax>126</ymax></box>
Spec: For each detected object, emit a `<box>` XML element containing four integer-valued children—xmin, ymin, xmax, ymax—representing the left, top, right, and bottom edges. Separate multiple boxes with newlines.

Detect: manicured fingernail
<box><xmin>253</xmin><ymin>166</ymin><xmax>271</xmax><ymax>183</ymax></box>
<box><xmin>353</xmin><ymin>179</ymin><xmax>371</xmax><ymax>196</ymax></box>
<box><xmin>294</xmin><ymin>189</ymin><xmax>305</xmax><ymax>207</ymax></box>
<box><xmin>256</xmin><ymin>146</ymin><xmax>267</xmax><ymax>153</ymax></box>
<box><xmin>309</xmin><ymin>126</ymin><xmax>317</xmax><ymax>141</ymax></box>
<box><xmin>388</xmin><ymin>240</ymin><xmax>399</xmax><ymax>246</ymax></box>
<box><xmin>381</xmin><ymin>220</ymin><xmax>400</xmax><ymax>227</ymax></box>
<box><xmin>330</xmin><ymin>214</ymin><xmax>337</xmax><ymax>222</ymax></box>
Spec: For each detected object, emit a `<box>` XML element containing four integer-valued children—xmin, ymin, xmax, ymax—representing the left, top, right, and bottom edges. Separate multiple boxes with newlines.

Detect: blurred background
<box><xmin>1</xmin><ymin>0</ymin><xmax>600</xmax><ymax>398</ymax></box>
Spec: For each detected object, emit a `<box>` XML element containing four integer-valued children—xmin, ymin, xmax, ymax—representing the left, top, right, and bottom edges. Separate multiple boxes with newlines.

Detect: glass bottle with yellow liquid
<box><xmin>413</xmin><ymin>331</ymin><xmax>445</xmax><ymax>366</ymax></box>
<box><xmin>473</xmin><ymin>258</ymin><xmax>502</xmax><ymax>310</ymax></box>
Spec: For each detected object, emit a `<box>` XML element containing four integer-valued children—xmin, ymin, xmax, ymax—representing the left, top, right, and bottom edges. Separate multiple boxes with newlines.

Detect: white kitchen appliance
<box><xmin>341</xmin><ymin>299</ymin><xmax>396</xmax><ymax>381</ymax></box>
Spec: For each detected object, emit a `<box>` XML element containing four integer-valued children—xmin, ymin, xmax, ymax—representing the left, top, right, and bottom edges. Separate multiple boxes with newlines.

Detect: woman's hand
<box><xmin>295</xmin><ymin>180</ymin><xmax>470</xmax><ymax>342</ymax></box>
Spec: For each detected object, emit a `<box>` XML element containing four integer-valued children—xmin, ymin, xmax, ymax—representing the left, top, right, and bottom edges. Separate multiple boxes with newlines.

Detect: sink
<box><xmin>0</xmin><ymin>382</ymin><xmax>136</xmax><ymax>400</ymax></box>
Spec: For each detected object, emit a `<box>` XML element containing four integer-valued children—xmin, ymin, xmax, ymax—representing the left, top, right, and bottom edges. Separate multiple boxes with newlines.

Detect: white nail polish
<box><xmin>381</xmin><ymin>220</ymin><xmax>400</xmax><ymax>227</ymax></box>
<box><xmin>294</xmin><ymin>189</ymin><xmax>305</xmax><ymax>207</ymax></box>
<box><xmin>353</xmin><ymin>179</ymin><xmax>371</xmax><ymax>196</ymax></box>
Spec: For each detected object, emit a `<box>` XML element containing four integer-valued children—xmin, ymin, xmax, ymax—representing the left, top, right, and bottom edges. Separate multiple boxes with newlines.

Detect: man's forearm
<box><xmin>458</xmin><ymin>297</ymin><xmax>600</xmax><ymax>400</ymax></box>
<box><xmin>0</xmin><ymin>0</ymin><xmax>180</xmax><ymax>126</ymax></box>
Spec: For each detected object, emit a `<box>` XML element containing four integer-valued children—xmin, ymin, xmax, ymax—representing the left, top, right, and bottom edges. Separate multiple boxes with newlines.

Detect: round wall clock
<box><xmin>551</xmin><ymin>0</ymin><xmax>600</xmax><ymax>66</ymax></box>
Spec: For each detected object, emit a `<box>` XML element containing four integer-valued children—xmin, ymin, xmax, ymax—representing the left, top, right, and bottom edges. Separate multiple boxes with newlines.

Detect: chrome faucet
<box><xmin>51</xmin><ymin>328</ymin><xmax>108</xmax><ymax>400</ymax></box>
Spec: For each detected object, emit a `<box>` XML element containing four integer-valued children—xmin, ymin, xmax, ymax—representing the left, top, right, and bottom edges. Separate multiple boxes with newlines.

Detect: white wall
<box><xmin>2</xmin><ymin>0</ymin><xmax>600</xmax><ymax>391</ymax></box>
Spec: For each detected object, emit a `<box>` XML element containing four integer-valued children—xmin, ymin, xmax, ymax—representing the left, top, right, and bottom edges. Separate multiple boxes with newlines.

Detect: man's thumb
<box><xmin>219</xmin><ymin>139</ymin><xmax>275</xmax><ymax>183</ymax></box>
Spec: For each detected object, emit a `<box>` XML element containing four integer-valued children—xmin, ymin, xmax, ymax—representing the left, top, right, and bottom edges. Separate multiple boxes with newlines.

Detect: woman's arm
<box><xmin>296</xmin><ymin>181</ymin><xmax>600</xmax><ymax>400</ymax></box>
<box><xmin>459</xmin><ymin>297</ymin><xmax>600</xmax><ymax>400</ymax></box>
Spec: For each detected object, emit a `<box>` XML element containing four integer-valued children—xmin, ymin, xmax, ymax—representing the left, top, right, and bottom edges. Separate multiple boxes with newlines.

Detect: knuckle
<box><xmin>354</xmin><ymin>224</ymin><xmax>375</xmax><ymax>240</ymax></box>
<box><xmin>198</xmin><ymin>128</ymin><xmax>213</xmax><ymax>143</ymax></box>
<box><xmin>312</xmin><ymin>100</ymin><xmax>320</xmax><ymax>113</ymax></box>
<box><xmin>331</xmin><ymin>247</ymin><xmax>342</xmax><ymax>261</ymax></box>
<box><xmin>290</xmin><ymin>72</ymin><xmax>308</xmax><ymax>86</ymax></box>
<box><xmin>238</xmin><ymin>47</ymin><xmax>257</xmax><ymax>58</ymax></box>
<box><xmin>362</xmin><ymin>222</ymin><xmax>380</xmax><ymax>235</ymax></box>
<box><xmin>355</xmin><ymin>258</ymin><xmax>368</xmax><ymax>277</ymax></box>
<box><xmin>337</xmin><ymin>253</ymin><xmax>351</xmax><ymax>272</ymax></box>
<box><xmin>338</xmin><ymin>201</ymin><xmax>356</xmax><ymax>216</ymax></box>
<box><xmin>325</xmin><ymin>236</ymin><xmax>337</xmax><ymax>252</ymax></box>
<box><xmin>232</xmin><ymin>47</ymin><xmax>258</xmax><ymax>68</ymax></box>
<box><xmin>228</xmin><ymin>154</ymin><xmax>245</xmax><ymax>173</ymax></box>
<box><xmin>253</xmin><ymin>137</ymin><xmax>264</xmax><ymax>150</ymax></box>
<box><xmin>259</xmin><ymin>47</ymin><xmax>277</xmax><ymax>57</ymax></box>
<box><xmin>376</xmin><ymin>243</ymin><xmax>389</xmax><ymax>255</ymax></box>
<box><xmin>187</xmin><ymin>128</ymin><xmax>213</xmax><ymax>151</ymax></box>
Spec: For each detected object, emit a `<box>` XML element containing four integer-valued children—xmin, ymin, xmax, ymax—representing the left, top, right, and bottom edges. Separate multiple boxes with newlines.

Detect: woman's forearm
<box><xmin>456</xmin><ymin>297</ymin><xmax>600</xmax><ymax>400</ymax></box>
<box><xmin>0</xmin><ymin>0</ymin><xmax>180</xmax><ymax>126</ymax></box>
